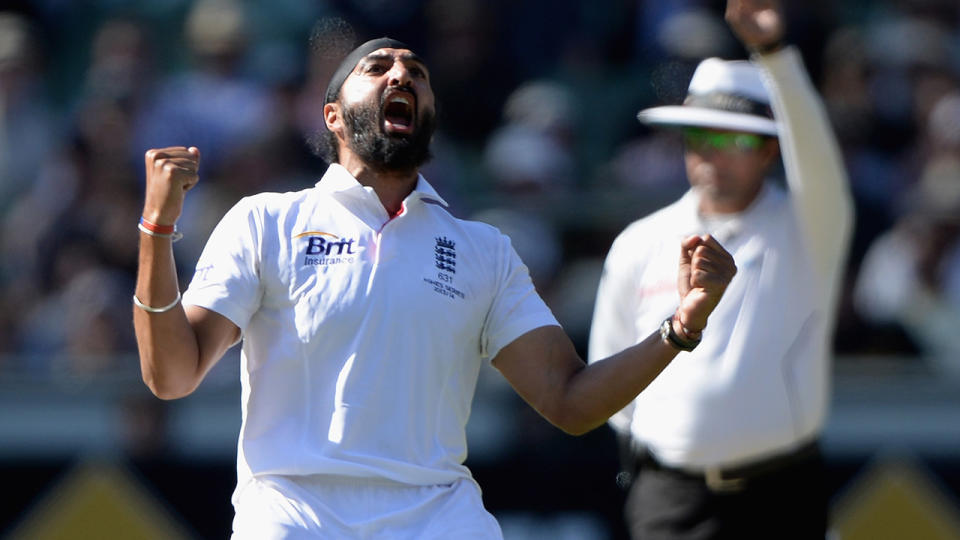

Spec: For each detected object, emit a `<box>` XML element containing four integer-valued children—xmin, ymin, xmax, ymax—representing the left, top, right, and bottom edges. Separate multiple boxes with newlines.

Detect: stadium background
<box><xmin>1</xmin><ymin>0</ymin><xmax>959</xmax><ymax>538</ymax></box>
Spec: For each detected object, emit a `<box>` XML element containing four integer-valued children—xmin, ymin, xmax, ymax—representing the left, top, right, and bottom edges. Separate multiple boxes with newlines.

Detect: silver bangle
<box><xmin>138</xmin><ymin>222</ymin><xmax>184</xmax><ymax>242</ymax></box>
<box><xmin>133</xmin><ymin>290</ymin><xmax>182</xmax><ymax>313</ymax></box>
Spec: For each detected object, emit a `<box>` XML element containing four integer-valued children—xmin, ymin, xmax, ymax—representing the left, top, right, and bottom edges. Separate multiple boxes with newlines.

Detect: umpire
<box><xmin>589</xmin><ymin>0</ymin><xmax>854</xmax><ymax>538</ymax></box>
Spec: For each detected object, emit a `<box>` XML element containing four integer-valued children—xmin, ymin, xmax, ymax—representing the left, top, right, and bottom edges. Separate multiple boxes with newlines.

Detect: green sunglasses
<box><xmin>682</xmin><ymin>127</ymin><xmax>766</xmax><ymax>152</ymax></box>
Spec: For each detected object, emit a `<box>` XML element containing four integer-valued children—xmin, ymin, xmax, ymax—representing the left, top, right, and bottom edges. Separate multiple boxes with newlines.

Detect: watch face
<box><xmin>660</xmin><ymin>317</ymin><xmax>678</xmax><ymax>349</ymax></box>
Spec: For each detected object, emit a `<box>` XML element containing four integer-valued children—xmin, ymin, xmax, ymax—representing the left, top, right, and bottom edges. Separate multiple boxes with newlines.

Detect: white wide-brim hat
<box><xmin>637</xmin><ymin>58</ymin><xmax>779</xmax><ymax>137</ymax></box>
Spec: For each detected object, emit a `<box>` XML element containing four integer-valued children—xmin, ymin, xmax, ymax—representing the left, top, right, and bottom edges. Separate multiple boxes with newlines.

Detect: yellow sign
<box><xmin>7</xmin><ymin>460</ymin><xmax>195</xmax><ymax>540</ymax></box>
<box><xmin>832</xmin><ymin>455</ymin><xmax>960</xmax><ymax>540</ymax></box>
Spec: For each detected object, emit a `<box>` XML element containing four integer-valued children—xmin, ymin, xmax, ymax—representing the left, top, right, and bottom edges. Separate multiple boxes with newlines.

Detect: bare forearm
<box><xmin>133</xmin><ymin>233</ymin><xmax>202</xmax><ymax>399</ymax></box>
<box><xmin>554</xmin><ymin>331</ymin><xmax>678</xmax><ymax>435</ymax></box>
<box><xmin>497</xmin><ymin>236</ymin><xmax>734</xmax><ymax>437</ymax></box>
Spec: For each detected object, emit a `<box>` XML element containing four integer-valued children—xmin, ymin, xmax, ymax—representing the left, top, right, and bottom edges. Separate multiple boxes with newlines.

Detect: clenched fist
<box><xmin>675</xmin><ymin>234</ymin><xmax>737</xmax><ymax>333</ymax></box>
<box><xmin>143</xmin><ymin>146</ymin><xmax>201</xmax><ymax>226</ymax></box>
<box><xmin>725</xmin><ymin>0</ymin><xmax>785</xmax><ymax>51</ymax></box>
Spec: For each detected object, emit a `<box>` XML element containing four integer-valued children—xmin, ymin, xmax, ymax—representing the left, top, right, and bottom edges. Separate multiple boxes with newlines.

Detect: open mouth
<box><xmin>383</xmin><ymin>93</ymin><xmax>415</xmax><ymax>134</ymax></box>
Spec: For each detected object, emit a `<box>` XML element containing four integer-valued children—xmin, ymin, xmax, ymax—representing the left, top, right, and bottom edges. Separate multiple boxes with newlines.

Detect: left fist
<box><xmin>675</xmin><ymin>234</ymin><xmax>738</xmax><ymax>333</ymax></box>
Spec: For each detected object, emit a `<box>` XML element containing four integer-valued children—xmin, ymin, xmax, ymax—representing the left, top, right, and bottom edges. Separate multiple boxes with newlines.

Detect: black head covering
<box><xmin>324</xmin><ymin>37</ymin><xmax>412</xmax><ymax>104</ymax></box>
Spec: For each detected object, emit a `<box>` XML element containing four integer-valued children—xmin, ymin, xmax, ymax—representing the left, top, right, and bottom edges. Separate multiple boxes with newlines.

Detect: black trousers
<box><xmin>623</xmin><ymin>444</ymin><xmax>827</xmax><ymax>540</ymax></box>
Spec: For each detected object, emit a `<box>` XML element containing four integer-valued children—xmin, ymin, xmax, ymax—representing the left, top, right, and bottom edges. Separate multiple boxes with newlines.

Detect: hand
<box><xmin>143</xmin><ymin>146</ymin><xmax>201</xmax><ymax>226</ymax></box>
<box><xmin>676</xmin><ymin>234</ymin><xmax>737</xmax><ymax>333</ymax></box>
<box><xmin>725</xmin><ymin>0</ymin><xmax>785</xmax><ymax>51</ymax></box>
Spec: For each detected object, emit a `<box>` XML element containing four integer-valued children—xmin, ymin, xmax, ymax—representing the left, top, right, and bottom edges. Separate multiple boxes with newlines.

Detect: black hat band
<box><xmin>683</xmin><ymin>92</ymin><xmax>774</xmax><ymax>120</ymax></box>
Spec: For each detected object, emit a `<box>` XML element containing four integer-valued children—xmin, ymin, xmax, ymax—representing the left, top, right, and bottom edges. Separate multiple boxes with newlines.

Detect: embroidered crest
<box><xmin>424</xmin><ymin>235</ymin><xmax>465</xmax><ymax>300</ymax></box>
<box><xmin>434</xmin><ymin>236</ymin><xmax>456</xmax><ymax>273</ymax></box>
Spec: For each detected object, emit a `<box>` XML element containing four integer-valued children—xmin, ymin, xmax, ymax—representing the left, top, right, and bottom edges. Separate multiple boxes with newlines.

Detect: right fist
<box><xmin>725</xmin><ymin>0</ymin><xmax>785</xmax><ymax>51</ymax></box>
<box><xmin>143</xmin><ymin>146</ymin><xmax>201</xmax><ymax>226</ymax></box>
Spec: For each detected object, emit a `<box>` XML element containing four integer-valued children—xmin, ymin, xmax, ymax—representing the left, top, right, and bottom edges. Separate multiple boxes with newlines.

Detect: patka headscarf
<box><xmin>324</xmin><ymin>37</ymin><xmax>412</xmax><ymax>104</ymax></box>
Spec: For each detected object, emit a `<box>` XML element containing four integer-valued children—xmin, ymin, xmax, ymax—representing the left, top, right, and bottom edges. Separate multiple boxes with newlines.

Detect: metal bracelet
<box><xmin>132</xmin><ymin>290</ymin><xmax>182</xmax><ymax>313</ymax></box>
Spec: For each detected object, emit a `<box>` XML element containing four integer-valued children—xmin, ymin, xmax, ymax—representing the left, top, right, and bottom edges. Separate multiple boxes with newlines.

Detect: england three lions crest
<box><xmin>425</xmin><ymin>235</ymin><xmax>465</xmax><ymax>300</ymax></box>
<box><xmin>435</xmin><ymin>236</ymin><xmax>456</xmax><ymax>273</ymax></box>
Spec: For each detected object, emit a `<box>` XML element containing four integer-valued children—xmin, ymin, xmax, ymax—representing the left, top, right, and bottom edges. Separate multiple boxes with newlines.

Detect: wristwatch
<box><xmin>660</xmin><ymin>316</ymin><xmax>701</xmax><ymax>352</ymax></box>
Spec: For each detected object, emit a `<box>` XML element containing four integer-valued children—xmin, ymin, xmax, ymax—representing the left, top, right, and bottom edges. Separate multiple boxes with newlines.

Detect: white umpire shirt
<box><xmin>588</xmin><ymin>47</ymin><xmax>854</xmax><ymax>469</ymax></box>
<box><xmin>183</xmin><ymin>163</ymin><xmax>558</xmax><ymax>496</ymax></box>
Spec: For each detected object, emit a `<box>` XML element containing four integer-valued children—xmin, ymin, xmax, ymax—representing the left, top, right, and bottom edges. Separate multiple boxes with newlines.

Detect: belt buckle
<box><xmin>704</xmin><ymin>467</ymin><xmax>746</xmax><ymax>493</ymax></box>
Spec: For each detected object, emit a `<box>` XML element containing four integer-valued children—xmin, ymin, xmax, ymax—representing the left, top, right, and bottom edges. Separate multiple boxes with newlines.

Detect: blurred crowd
<box><xmin>1</xmin><ymin>0</ymin><xmax>959</xmax><ymax>385</ymax></box>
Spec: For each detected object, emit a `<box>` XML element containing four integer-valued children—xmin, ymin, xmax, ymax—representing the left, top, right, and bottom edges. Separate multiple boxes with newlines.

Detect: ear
<box><xmin>760</xmin><ymin>137</ymin><xmax>780</xmax><ymax>168</ymax></box>
<box><xmin>323</xmin><ymin>102</ymin><xmax>341</xmax><ymax>132</ymax></box>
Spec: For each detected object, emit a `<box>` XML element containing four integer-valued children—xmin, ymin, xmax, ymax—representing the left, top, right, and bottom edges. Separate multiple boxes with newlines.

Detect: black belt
<box><xmin>635</xmin><ymin>440</ymin><xmax>821</xmax><ymax>493</ymax></box>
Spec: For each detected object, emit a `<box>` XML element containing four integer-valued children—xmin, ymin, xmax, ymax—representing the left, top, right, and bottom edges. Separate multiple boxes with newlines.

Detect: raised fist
<box><xmin>725</xmin><ymin>0</ymin><xmax>785</xmax><ymax>51</ymax></box>
<box><xmin>143</xmin><ymin>146</ymin><xmax>201</xmax><ymax>226</ymax></box>
<box><xmin>676</xmin><ymin>234</ymin><xmax>738</xmax><ymax>333</ymax></box>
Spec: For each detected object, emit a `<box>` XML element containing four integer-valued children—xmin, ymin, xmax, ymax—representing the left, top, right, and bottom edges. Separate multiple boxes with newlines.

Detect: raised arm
<box><xmin>133</xmin><ymin>147</ymin><xmax>240</xmax><ymax>400</ymax></box>
<box><xmin>727</xmin><ymin>0</ymin><xmax>854</xmax><ymax>311</ymax></box>
<box><xmin>493</xmin><ymin>234</ymin><xmax>736</xmax><ymax>435</ymax></box>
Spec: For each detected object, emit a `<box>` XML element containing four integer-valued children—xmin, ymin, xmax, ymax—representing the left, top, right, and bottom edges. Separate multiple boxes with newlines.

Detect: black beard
<box><xmin>342</xmin><ymin>97</ymin><xmax>435</xmax><ymax>173</ymax></box>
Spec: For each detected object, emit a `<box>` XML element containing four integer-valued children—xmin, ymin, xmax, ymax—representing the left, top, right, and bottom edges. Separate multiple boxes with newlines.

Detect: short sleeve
<box><xmin>480</xmin><ymin>234</ymin><xmax>559</xmax><ymax>360</ymax></box>
<box><xmin>182</xmin><ymin>196</ymin><xmax>263</xmax><ymax>330</ymax></box>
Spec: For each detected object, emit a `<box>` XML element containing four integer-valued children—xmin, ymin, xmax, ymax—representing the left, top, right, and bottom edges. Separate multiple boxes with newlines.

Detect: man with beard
<box><xmin>133</xmin><ymin>38</ymin><xmax>736</xmax><ymax>539</ymax></box>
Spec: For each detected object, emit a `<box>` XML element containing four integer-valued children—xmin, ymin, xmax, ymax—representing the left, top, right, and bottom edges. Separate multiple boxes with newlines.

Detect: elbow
<box><xmin>544</xmin><ymin>406</ymin><xmax>603</xmax><ymax>437</ymax></box>
<box><xmin>150</xmin><ymin>387</ymin><xmax>192</xmax><ymax>401</ymax></box>
<box><xmin>555</xmin><ymin>420</ymin><xmax>601</xmax><ymax>437</ymax></box>
<box><xmin>557</xmin><ymin>424</ymin><xmax>594</xmax><ymax>437</ymax></box>
<box><xmin>141</xmin><ymin>371</ymin><xmax>197</xmax><ymax>400</ymax></box>
<box><xmin>137</xmin><ymin>347</ymin><xmax>204</xmax><ymax>400</ymax></box>
<box><xmin>536</xmin><ymin>366</ymin><xmax>605</xmax><ymax>436</ymax></box>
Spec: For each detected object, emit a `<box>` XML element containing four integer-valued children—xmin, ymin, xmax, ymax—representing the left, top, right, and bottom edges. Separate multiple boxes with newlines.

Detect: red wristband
<box><xmin>139</xmin><ymin>216</ymin><xmax>176</xmax><ymax>235</ymax></box>
<box><xmin>673</xmin><ymin>314</ymin><xmax>702</xmax><ymax>341</ymax></box>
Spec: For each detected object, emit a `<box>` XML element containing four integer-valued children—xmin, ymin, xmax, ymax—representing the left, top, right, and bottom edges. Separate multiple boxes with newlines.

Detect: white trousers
<box><xmin>231</xmin><ymin>474</ymin><xmax>503</xmax><ymax>539</ymax></box>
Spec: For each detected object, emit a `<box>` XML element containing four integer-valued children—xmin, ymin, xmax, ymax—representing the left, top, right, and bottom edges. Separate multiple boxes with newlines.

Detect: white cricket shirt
<box><xmin>184</xmin><ymin>164</ymin><xmax>558</xmax><ymax>492</ymax></box>
<box><xmin>589</xmin><ymin>47</ymin><xmax>854</xmax><ymax>468</ymax></box>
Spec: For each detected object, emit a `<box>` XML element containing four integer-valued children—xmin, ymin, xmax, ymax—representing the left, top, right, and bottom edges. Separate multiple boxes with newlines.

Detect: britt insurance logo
<box><xmin>294</xmin><ymin>231</ymin><xmax>361</xmax><ymax>267</ymax></box>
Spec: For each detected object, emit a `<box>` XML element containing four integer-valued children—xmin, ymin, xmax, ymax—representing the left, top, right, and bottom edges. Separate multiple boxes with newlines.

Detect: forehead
<box><xmin>356</xmin><ymin>48</ymin><xmax>428</xmax><ymax>71</ymax></box>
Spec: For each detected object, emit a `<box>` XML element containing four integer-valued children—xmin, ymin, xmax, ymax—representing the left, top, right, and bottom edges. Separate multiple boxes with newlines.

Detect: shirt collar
<box><xmin>683</xmin><ymin>182</ymin><xmax>776</xmax><ymax>243</ymax></box>
<box><xmin>315</xmin><ymin>163</ymin><xmax>449</xmax><ymax>207</ymax></box>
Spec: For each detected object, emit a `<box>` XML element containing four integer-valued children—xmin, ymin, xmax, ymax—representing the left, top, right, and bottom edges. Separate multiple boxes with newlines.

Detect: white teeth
<box><xmin>389</xmin><ymin>96</ymin><xmax>410</xmax><ymax>105</ymax></box>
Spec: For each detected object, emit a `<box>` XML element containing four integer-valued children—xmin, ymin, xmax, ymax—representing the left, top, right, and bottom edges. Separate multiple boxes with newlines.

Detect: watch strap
<box><xmin>660</xmin><ymin>316</ymin><xmax>701</xmax><ymax>352</ymax></box>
